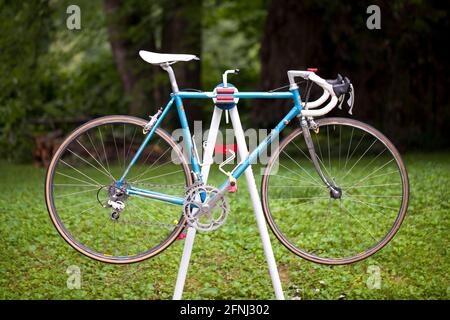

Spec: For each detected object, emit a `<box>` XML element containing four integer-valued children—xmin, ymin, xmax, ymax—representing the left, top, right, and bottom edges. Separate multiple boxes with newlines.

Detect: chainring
<box><xmin>183</xmin><ymin>183</ymin><xmax>229</xmax><ymax>232</ymax></box>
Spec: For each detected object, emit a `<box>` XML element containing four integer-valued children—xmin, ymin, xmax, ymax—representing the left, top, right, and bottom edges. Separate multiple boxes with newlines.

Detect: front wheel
<box><xmin>261</xmin><ymin>118</ymin><xmax>409</xmax><ymax>265</ymax></box>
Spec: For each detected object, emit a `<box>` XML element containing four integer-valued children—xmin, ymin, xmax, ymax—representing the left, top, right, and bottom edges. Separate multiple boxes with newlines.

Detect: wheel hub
<box><xmin>329</xmin><ymin>186</ymin><xmax>342</xmax><ymax>199</ymax></box>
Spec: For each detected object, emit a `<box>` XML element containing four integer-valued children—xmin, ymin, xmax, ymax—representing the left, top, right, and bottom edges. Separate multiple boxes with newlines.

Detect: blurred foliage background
<box><xmin>0</xmin><ymin>0</ymin><xmax>449</xmax><ymax>161</ymax></box>
<box><xmin>0</xmin><ymin>0</ymin><xmax>449</xmax><ymax>301</ymax></box>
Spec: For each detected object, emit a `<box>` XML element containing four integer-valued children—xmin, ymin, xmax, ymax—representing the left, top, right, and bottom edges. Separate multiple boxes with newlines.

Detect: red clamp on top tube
<box><xmin>307</xmin><ymin>68</ymin><xmax>318</xmax><ymax>72</ymax></box>
<box><xmin>216</xmin><ymin>95</ymin><xmax>234</xmax><ymax>101</ymax></box>
<box><xmin>214</xmin><ymin>143</ymin><xmax>238</xmax><ymax>155</ymax></box>
<box><xmin>216</xmin><ymin>88</ymin><xmax>235</xmax><ymax>94</ymax></box>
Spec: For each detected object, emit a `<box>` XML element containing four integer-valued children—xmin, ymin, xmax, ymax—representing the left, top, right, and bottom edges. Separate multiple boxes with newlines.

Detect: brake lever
<box><xmin>347</xmin><ymin>83</ymin><xmax>354</xmax><ymax>115</ymax></box>
<box><xmin>337</xmin><ymin>95</ymin><xmax>345</xmax><ymax>110</ymax></box>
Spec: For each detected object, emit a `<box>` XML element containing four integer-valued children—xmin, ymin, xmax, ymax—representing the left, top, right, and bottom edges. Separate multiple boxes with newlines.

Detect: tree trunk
<box><xmin>160</xmin><ymin>0</ymin><xmax>203</xmax><ymax>126</ymax></box>
<box><xmin>104</xmin><ymin>0</ymin><xmax>156</xmax><ymax>116</ymax></box>
<box><xmin>256</xmin><ymin>0</ymin><xmax>328</xmax><ymax>128</ymax></box>
<box><xmin>257</xmin><ymin>0</ymin><xmax>450</xmax><ymax>149</ymax></box>
<box><xmin>104</xmin><ymin>0</ymin><xmax>203</xmax><ymax>126</ymax></box>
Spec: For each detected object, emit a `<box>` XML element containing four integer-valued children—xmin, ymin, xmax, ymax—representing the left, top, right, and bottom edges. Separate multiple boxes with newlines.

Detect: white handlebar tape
<box><xmin>287</xmin><ymin>70</ymin><xmax>338</xmax><ymax>117</ymax></box>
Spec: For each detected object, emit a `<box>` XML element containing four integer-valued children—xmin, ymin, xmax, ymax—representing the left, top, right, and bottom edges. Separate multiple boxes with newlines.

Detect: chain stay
<box><xmin>108</xmin><ymin>182</ymin><xmax>188</xmax><ymax>229</ymax></box>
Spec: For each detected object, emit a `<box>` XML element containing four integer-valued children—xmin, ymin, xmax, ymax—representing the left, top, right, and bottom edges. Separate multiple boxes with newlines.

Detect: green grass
<box><xmin>0</xmin><ymin>152</ymin><xmax>449</xmax><ymax>299</ymax></box>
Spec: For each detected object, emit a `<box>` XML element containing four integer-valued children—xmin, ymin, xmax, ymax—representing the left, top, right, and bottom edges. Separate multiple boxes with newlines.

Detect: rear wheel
<box><xmin>261</xmin><ymin>118</ymin><xmax>409</xmax><ymax>265</ymax></box>
<box><xmin>45</xmin><ymin>115</ymin><xmax>192</xmax><ymax>264</ymax></box>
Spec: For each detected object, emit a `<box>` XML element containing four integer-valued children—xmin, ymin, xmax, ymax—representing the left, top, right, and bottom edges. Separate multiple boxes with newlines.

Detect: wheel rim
<box><xmin>262</xmin><ymin>118</ymin><xmax>409</xmax><ymax>264</ymax></box>
<box><xmin>46</xmin><ymin>116</ymin><xmax>192</xmax><ymax>263</ymax></box>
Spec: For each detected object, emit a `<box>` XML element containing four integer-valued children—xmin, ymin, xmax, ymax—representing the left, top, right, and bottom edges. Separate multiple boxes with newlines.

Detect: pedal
<box><xmin>228</xmin><ymin>176</ymin><xmax>237</xmax><ymax>193</ymax></box>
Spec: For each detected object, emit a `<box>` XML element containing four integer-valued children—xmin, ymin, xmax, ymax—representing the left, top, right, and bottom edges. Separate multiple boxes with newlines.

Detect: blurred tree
<box><xmin>0</xmin><ymin>0</ymin><xmax>127</xmax><ymax>161</ymax></box>
<box><xmin>160</xmin><ymin>0</ymin><xmax>203</xmax><ymax>123</ymax></box>
<box><xmin>104</xmin><ymin>0</ymin><xmax>156</xmax><ymax>116</ymax></box>
<box><xmin>1</xmin><ymin>0</ymin><xmax>449</xmax><ymax>162</ymax></box>
<box><xmin>257</xmin><ymin>0</ymin><xmax>327</xmax><ymax>127</ymax></box>
<box><xmin>257</xmin><ymin>0</ymin><xmax>450</xmax><ymax>149</ymax></box>
<box><xmin>0</xmin><ymin>0</ymin><xmax>53</xmax><ymax>160</ymax></box>
<box><xmin>104</xmin><ymin>0</ymin><xmax>202</xmax><ymax>122</ymax></box>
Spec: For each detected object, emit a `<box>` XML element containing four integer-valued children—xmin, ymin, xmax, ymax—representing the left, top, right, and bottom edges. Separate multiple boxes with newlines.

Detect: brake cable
<box><xmin>268</xmin><ymin>80</ymin><xmax>306</xmax><ymax>93</ymax></box>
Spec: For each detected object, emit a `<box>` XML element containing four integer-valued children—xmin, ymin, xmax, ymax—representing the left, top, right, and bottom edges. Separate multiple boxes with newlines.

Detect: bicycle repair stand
<box><xmin>172</xmin><ymin>105</ymin><xmax>285</xmax><ymax>300</ymax></box>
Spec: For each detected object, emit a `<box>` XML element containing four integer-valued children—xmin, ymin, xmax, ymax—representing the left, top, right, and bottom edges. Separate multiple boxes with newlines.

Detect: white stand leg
<box><xmin>228</xmin><ymin>107</ymin><xmax>285</xmax><ymax>300</ymax></box>
<box><xmin>173</xmin><ymin>107</ymin><xmax>223</xmax><ymax>300</ymax></box>
<box><xmin>172</xmin><ymin>106</ymin><xmax>285</xmax><ymax>300</ymax></box>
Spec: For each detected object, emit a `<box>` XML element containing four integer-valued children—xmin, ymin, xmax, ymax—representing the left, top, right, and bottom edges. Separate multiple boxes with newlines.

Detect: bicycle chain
<box><xmin>113</xmin><ymin>182</ymin><xmax>191</xmax><ymax>229</ymax></box>
<box><xmin>132</xmin><ymin>182</ymin><xmax>187</xmax><ymax>189</ymax></box>
<box><xmin>114</xmin><ymin>218</ymin><xmax>178</xmax><ymax>230</ymax></box>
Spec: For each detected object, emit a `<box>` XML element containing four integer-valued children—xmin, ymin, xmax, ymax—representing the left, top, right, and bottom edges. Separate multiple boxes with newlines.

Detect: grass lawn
<box><xmin>0</xmin><ymin>152</ymin><xmax>449</xmax><ymax>299</ymax></box>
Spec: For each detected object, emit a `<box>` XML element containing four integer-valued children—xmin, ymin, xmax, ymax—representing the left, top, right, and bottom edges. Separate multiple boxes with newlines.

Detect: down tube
<box><xmin>229</xmin><ymin>106</ymin><xmax>301</xmax><ymax>182</ymax></box>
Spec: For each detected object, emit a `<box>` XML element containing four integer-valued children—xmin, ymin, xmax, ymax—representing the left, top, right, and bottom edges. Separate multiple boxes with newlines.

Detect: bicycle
<box><xmin>45</xmin><ymin>50</ymin><xmax>409</xmax><ymax>265</ymax></box>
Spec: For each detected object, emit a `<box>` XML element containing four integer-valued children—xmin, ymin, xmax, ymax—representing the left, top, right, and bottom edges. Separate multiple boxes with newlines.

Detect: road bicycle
<box><xmin>45</xmin><ymin>51</ymin><xmax>409</xmax><ymax>265</ymax></box>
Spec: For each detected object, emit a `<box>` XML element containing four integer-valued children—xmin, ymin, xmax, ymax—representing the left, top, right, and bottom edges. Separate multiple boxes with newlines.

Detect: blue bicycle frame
<box><xmin>117</xmin><ymin>88</ymin><xmax>303</xmax><ymax>205</ymax></box>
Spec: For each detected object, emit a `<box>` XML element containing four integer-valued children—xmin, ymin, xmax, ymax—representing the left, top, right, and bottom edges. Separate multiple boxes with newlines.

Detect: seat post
<box><xmin>161</xmin><ymin>63</ymin><xmax>179</xmax><ymax>93</ymax></box>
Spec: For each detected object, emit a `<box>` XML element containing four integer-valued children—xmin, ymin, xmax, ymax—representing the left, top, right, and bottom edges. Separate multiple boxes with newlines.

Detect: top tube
<box><xmin>174</xmin><ymin>91</ymin><xmax>295</xmax><ymax>99</ymax></box>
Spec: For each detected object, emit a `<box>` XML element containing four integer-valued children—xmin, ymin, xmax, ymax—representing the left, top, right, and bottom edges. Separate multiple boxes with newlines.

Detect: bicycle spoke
<box><xmin>129</xmin><ymin>145</ymin><xmax>172</xmax><ymax>182</ymax></box>
<box><xmin>123</xmin><ymin>124</ymin><xmax>126</xmax><ymax>171</ymax></box>
<box><xmin>281</xmin><ymin>149</ymin><xmax>323</xmax><ymax>186</ymax></box>
<box><xmin>355</xmin><ymin>147</ymin><xmax>387</xmax><ymax>177</ymax></box>
<box><xmin>264</xmin><ymin>119</ymin><xmax>407</xmax><ymax>263</ymax></box>
<box><xmin>338</xmin><ymin>125</ymin><xmax>342</xmax><ymax>170</ymax></box>
<box><xmin>340</xmin><ymin>138</ymin><xmax>377</xmax><ymax>181</ymax></box>
<box><xmin>133</xmin><ymin>169</ymin><xmax>184</xmax><ymax>183</ymax></box>
<box><xmin>292</xmin><ymin>139</ymin><xmax>334</xmax><ymax>184</ymax></box>
<box><xmin>344</xmin><ymin>132</ymin><xmax>366</xmax><ymax>172</ymax></box>
<box><xmin>54</xmin><ymin>182</ymin><xmax>97</xmax><ymax>187</ymax></box>
<box><xmin>98</xmin><ymin>126</ymin><xmax>111</xmax><ymax>176</ymax></box>
<box><xmin>131</xmin><ymin>156</ymin><xmax>175</xmax><ymax>183</ymax></box>
<box><xmin>58</xmin><ymin>198</ymin><xmax>99</xmax><ymax>209</ymax></box>
<box><xmin>269</xmin><ymin>173</ymin><xmax>324</xmax><ymax>187</ymax></box>
<box><xmin>86</xmin><ymin>131</ymin><xmax>107</xmax><ymax>171</ymax></box>
<box><xmin>125</xmin><ymin>127</ymin><xmax>138</xmax><ymax>164</ymax></box>
<box><xmin>345</xmin><ymin>182</ymin><xmax>401</xmax><ymax>189</ymax></box>
<box><xmin>67</xmin><ymin>146</ymin><xmax>114</xmax><ymax>181</ymax></box>
<box><xmin>278</xmin><ymin>162</ymin><xmax>325</xmax><ymax>188</ymax></box>
<box><xmin>76</xmin><ymin>138</ymin><xmax>116</xmax><ymax>180</ymax></box>
<box><xmin>339</xmin><ymin>204</ymin><xmax>378</xmax><ymax>242</ymax></box>
<box><xmin>327</xmin><ymin>125</ymin><xmax>331</xmax><ymax>173</ymax></box>
<box><xmin>59</xmin><ymin>160</ymin><xmax>103</xmax><ymax>186</ymax></box>
<box><xmin>345</xmin><ymin>196</ymin><xmax>391</xmax><ymax>218</ymax></box>
<box><xmin>346</xmin><ymin>194</ymin><xmax>402</xmax><ymax>198</ymax></box>
<box><xmin>268</xmin><ymin>185</ymin><xmax>325</xmax><ymax>188</ymax></box>
<box><xmin>343</xmin><ymin>127</ymin><xmax>354</xmax><ymax>170</ymax></box>
<box><xmin>271</xmin><ymin>196</ymin><xmax>329</xmax><ymax>201</ymax></box>
<box><xmin>111</xmin><ymin>124</ymin><xmax>121</xmax><ymax>169</ymax></box>
<box><xmin>351</xmin><ymin>158</ymin><xmax>396</xmax><ymax>187</ymax></box>
<box><xmin>48</xmin><ymin>118</ymin><xmax>189</xmax><ymax>262</ymax></box>
<box><xmin>55</xmin><ymin>187</ymin><xmax>100</xmax><ymax>199</ymax></box>
<box><xmin>270</xmin><ymin>200</ymin><xmax>313</xmax><ymax>212</ymax></box>
<box><xmin>345</xmin><ymin>194</ymin><xmax>400</xmax><ymax>211</ymax></box>
<box><xmin>127</xmin><ymin>140</ymin><xmax>160</xmax><ymax>182</ymax></box>
<box><xmin>127</xmin><ymin>201</ymin><xmax>168</xmax><ymax>228</ymax></box>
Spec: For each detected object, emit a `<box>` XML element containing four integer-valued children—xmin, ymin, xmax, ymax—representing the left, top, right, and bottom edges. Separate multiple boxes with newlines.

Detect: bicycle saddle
<box><xmin>139</xmin><ymin>50</ymin><xmax>200</xmax><ymax>65</ymax></box>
